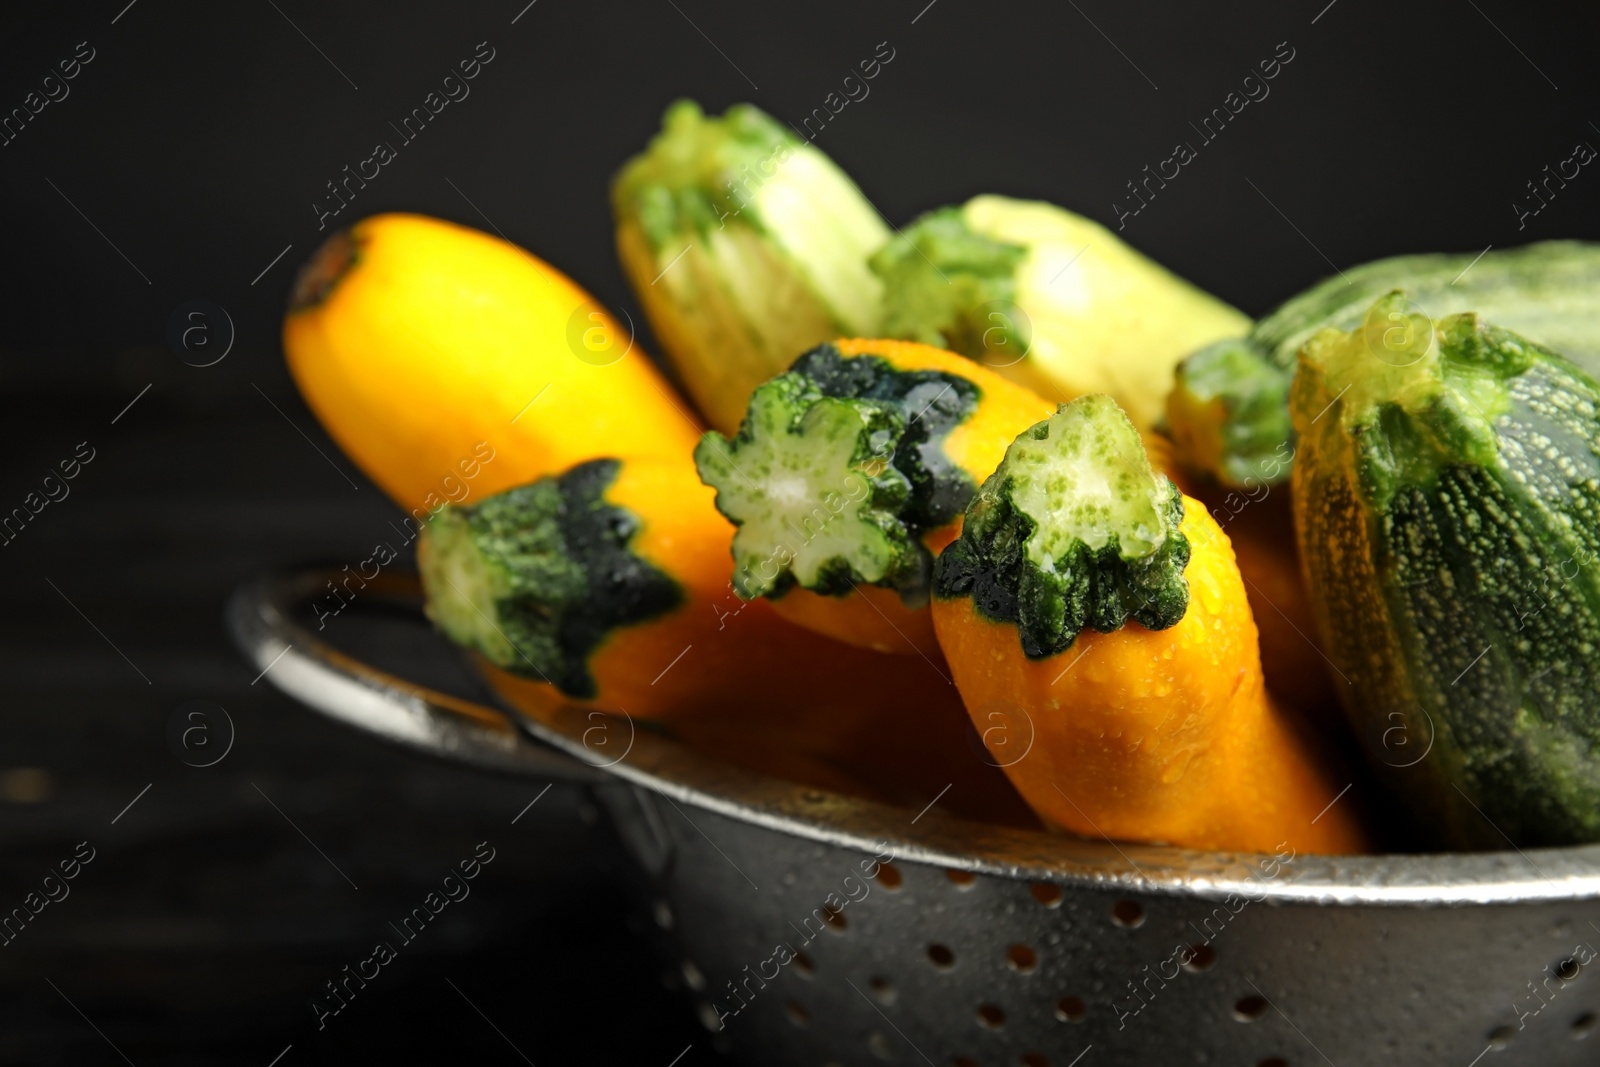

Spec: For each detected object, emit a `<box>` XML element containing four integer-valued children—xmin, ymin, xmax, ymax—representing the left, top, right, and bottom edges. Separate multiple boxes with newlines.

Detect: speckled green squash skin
<box><xmin>1293</xmin><ymin>310</ymin><xmax>1600</xmax><ymax>848</ymax></box>
<box><xmin>693</xmin><ymin>343</ymin><xmax>981</xmax><ymax>602</ymax></box>
<box><xmin>934</xmin><ymin>395</ymin><xmax>1191</xmax><ymax>660</ymax></box>
<box><xmin>1173</xmin><ymin>240</ymin><xmax>1600</xmax><ymax>488</ymax></box>
<box><xmin>424</xmin><ymin>459</ymin><xmax>683</xmax><ymax>699</ymax></box>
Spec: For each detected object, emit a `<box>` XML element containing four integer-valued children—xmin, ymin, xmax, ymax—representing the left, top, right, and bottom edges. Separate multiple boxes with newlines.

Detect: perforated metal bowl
<box><xmin>230</xmin><ymin>569</ymin><xmax>1600</xmax><ymax>1066</ymax></box>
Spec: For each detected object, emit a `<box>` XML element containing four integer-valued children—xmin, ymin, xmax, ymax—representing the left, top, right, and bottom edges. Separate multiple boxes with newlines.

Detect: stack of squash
<box><xmin>281</xmin><ymin>101</ymin><xmax>1600</xmax><ymax>856</ymax></box>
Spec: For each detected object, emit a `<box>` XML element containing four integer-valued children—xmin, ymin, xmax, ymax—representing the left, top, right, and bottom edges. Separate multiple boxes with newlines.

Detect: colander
<box><xmin>229</xmin><ymin>568</ymin><xmax>1600</xmax><ymax>1066</ymax></box>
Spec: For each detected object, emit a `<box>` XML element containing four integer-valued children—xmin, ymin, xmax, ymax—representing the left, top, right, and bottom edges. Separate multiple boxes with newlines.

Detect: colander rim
<box><xmin>230</xmin><ymin>567</ymin><xmax>1600</xmax><ymax>909</ymax></box>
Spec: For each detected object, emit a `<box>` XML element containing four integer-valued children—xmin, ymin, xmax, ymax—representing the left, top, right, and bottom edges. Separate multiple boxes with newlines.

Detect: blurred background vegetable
<box><xmin>284</xmin><ymin>214</ymin><xmax>700</xmax><ymax>515</ymax></box>
<box><xmin>872</xmin><ymin>195</ymin><xmax>1249</xmax><ymax>429</ymax></box>
<box><xmin>612</xmin><ymin>101</ymin><xmax>890</xmax><ymax>432</ymax></box>
<box><xmin>1169</xmin><ymin>241</ymin><xmax>1600</xmax><ymax>488</ymax></box>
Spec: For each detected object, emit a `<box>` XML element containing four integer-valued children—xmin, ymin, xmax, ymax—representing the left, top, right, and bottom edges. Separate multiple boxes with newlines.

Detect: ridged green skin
<box><xmin>869</xmin><ymin>206</ymin><xmax>1030</xmax><ymax>356</ymax></box>
<box><xmin>420</xmin><ymin>460</ymin><xmax>681</xmax><ymax>699</ymax></box>
<box><xmin>1171</xmin><ymin>241</ymin><xmax>1600</xmax><ymax>488</ymax></box>
<box><xmin>1293</xmin><ymin>299</ymin><xmax>1600</xmax><ymax>848</ymax></box>
<box><xmin>610</xmin><ymin>100</ymin><xmax>890</xmax><ymax>433</ymax></box>
<box><xmin>614</xmin><ymin>100</ymin><xmax>803</xmax><ymax>252</ymax></box>
<box><xmin>934</xmin><ymin>395</ymin><xmax>1190</xmax><ymax>660</ymax></box>
<box><xmin>695</xmin><ymin>343</ymin><xmax>980</xmax><ymax>603</ymax></box>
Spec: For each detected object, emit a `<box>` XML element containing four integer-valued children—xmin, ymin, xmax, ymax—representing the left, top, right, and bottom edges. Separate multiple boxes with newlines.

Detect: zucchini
<box><xmin>611</xmin><ymin>101</ymin><xmax>890</xmax><ymax>433</ymax></box>
<box><xmin>872</xmin><ymin>195</ymin><xmax>1249</xmax><ymax>430</ymax></box>
<box><xmin>932</xmin><ymin>395</ymin><xmax>1191</xmax><ymax>659</ymax></box>
<box><xmin>421</xmin><ymin>459</ymin><xmax>681</xmax><ymax>698</ymax></box>
<box><xmin>283</xmin><ymin>213</ymin><xmax>702</xmax><ymax>515</ymax></box>
<box><xmin>419</xmin><ymin>453</ymin><xmax>999</xmax><ymax>750</ymax></box>
<box><xmin>1169</xmin><ymin>240</ymin><xmax>1600</xmax><ymax>488</ymax></box>
<box><xmin>693</xmin><ymin>338</ymin><xmax>1053</xmax><ymax>653</ymax></box>
<box><xmin>931</xmin><ymin>395</ymin><xmax>1367</xmax><ymax>854</ymax></box>
<box><xmin>1292</xmin><ymin>293</ymin><xmax>1600</xmax><ymax>848</ymax></box>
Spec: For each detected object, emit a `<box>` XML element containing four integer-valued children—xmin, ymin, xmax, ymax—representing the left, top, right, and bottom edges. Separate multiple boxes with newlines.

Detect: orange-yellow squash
<box><xmin>1165</xmin><ymin>464</ymin><xmax>1343</xmax><ymax>730</ymax></box>
<box><xmin>931</xmin><ymin>395</ymin><xmax>1368</xmax><ymax>855</ymax></box>
<box><xmin>420</xmin><ymin>452</ymin><xmax>1034</xmax><ymax>825</ymax></box>
<box><xmin>283</xmin><ymin>213</ymin><xmax>701</xmax><ymax>517</ymax></box>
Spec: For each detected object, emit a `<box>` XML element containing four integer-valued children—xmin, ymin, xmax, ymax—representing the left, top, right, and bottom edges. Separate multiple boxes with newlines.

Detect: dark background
<box><xmin>0</xmin><ymin>0</ymin><xmax>1597</xmax><ymax>1063</ymax></box>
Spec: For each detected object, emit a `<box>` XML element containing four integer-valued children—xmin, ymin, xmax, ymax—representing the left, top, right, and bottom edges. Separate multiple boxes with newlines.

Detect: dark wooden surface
<box><xmin>0</xmin><ymin>364</ymin><xmax>702</xmax><ymax>1064</ymax></box>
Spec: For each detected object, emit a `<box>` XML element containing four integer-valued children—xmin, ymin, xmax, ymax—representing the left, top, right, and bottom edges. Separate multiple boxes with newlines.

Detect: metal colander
<box><xmin>230</xmin><ymin>569</ymin><xmax>1600</xmax><ymax>1066</ymax></box>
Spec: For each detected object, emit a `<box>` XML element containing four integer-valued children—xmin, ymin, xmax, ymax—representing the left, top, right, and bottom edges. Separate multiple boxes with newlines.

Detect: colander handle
<box><xmin>226</xmin><ymin>567</ymin><xmax>601</xmax><ymax>782</ymax></box>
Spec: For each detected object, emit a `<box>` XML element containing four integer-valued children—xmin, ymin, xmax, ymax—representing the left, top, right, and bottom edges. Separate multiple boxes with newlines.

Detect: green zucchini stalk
<box><xmin>1171</xmin><ymin>240</ymin><xmax>1600</xmax><ymax>489</ymax></box>
<box><xmin>693</xmin><ymin>343</ymin><xmax>979</xmax><ymax>604</ymax></box>
<box><xmin>1293</xmin><ymin>293</ymin><xmax>1600</xmax><ymax>848</ymax></box>
<box><xmin>933</xmin><ymin>394</ymin><xmax>1190</xmax><ymax>659</ymax></box>
<box><xmin>870</xmin><ymin>194</ymin><xmax>1249</xmax><ymax>430</ymax></box>
<box><xmin>611</xmin><ymin>100</ymin><xmax>890</xmax><ymax>432</ymax></box>
<box><xmin>418</xmin><ymin>460</ymin><xmax>680</xmax><ymax>698</ymax></box>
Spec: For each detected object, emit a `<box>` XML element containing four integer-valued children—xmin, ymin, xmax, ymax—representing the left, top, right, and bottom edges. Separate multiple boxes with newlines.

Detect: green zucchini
<box><xmin>1169</xmin><ymin>241</ymin><xmax>1600</xmax><ymax>488</ymax></box>
<box><xmin>1292</xmin><ymin>293</ymin><xmax>1600</xmax><ymax>848</ymax></box>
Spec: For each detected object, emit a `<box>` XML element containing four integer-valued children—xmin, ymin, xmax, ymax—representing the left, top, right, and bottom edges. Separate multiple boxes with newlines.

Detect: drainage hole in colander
<box><xmin>1555</xmin><ymin>956</ymin><xmax>1582</xmax><ymax>981</ymax></box>
<box><xmin>785</xmin><ymin>1000</ymin><xmax>810</xmax><ymax>1027</ymax></box>
<box><xmin>1232</xmin><ymin>995</ymin><xmax>1268</xmax><ymax>1022</ymax></box>
<box><xmin>976</xmin><ymin>1003</ymin><xmax>1006</xmax><ymax>1029</ymax></box>
<box><xmin>928</xmin><ymin>943</ymin><xmax>956</xmax><ymax>970</ymax></box>
<box><xmin>1183</xmin><ymin>943</ymin><xmax>1217</xmax><ymax>972</ymax></box>
<box><xmin>876</xmin><ymin>861</ymin><xmax>904</xmax><ymax>890</ymax></box>
<box><xmin>823</xmin><ymin>904</ymin><xmax>848</xmax><ymax>933</ymax></box>
<box><xmin>1055</xmin><ymin>995</ymin><xmax>1087</xmax><ymax>1023</ymax></box>
<box><xmin>947</xmin><ymin>868</ymin><xmax>978</xmax><ymax>889</ymax></box>
<box><xmin>867</xmin><ymin>1032</ymin><xmax>894</xmax><ymax>1060</ymax></box>
<box><xmin>1029</xmin><ymin>882</ymin><xmax>1063</xmax><ymax>908</ymax></box>
<box><xmin>1006</xmin><ymin>944</ymin><xmax>1038</xmax><ymax>973</ymax></box>
<box><xmin>793</xmin><ymin>951</ymin><xmax>817</xmax><ymax>978</ymax></box>
<box><xmin>1111</xmin><ymin>900</ymin><xmax>1145</xmax><ymax>928</ymax></box>
<box><xmin>1574</xmin><ymin>1012</ymin><xmax>1597</xmax><ymax>1039</ymax></box>
<box><xmin>869</xmin><ymin>976</ymin><xmax>897</xmax><ymax>1005</ymax></box>
<box><xmin>1022</xmin><ymin>1054</ymin><xmax>1049</xmax><ymax>1067</ymax></box>
<box><xmin>1487</xmin><ymin>1024</ymin><xmax>1517</xmax><ymax>1050</ymax></box>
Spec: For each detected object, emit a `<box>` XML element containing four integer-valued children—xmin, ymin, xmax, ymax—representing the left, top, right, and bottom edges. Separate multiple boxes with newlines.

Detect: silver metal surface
<box><xmin>226</xmin><ymin>570</ymin><xmax>597</xmax><ymax>782</ymax></box>
<box><xmin>232</xmin><ymin>568</ymin><xmax>1600</xmax><ymax>1065</ymax></box>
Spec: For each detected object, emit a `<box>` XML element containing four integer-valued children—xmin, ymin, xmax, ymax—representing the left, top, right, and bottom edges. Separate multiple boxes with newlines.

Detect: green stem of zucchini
<box><xmin>419</xmin><ymin>460</ymin><xmax>681</xmax><ymax>698</ymax></box>
<box><xmin>934</xmin><ymin>394</ymin><xmax>1190</xmax><ymax>659</ymax></box>
<box><xmin>1165</xmin><ymin>337</ymin><xmax>1295</xmax><ymax>488</ymax></box>
<box><xmin>695</xmin><ymin>343</ymin><xmax>981</xmax><ymax>603</ymax></box>
<box><xmin>869</xmin><ymin>206</ymin><xmax>1029</xmax><ymax>357</ymax></box>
